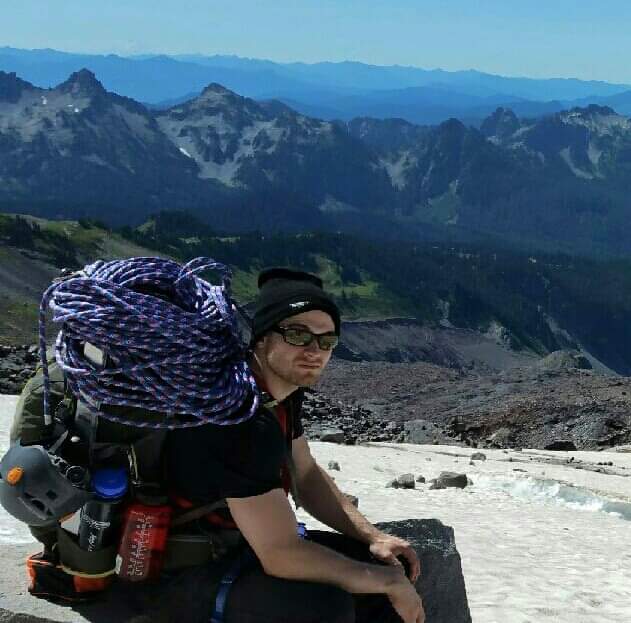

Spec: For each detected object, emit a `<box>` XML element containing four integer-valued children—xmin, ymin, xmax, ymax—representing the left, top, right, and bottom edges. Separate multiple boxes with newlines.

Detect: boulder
<box><xmin>0</xmin><ymin>519</ymin><xmax>471</xmax><ymax>623</ymax></box>
<box><xmin>536</xmin><ymin>350</ymin><xmax>592</xmax><ymax>372</ymax></box>
<box><xmin>375</xmin><ymin>519</ymin><xmax>471</xmax><ymax>623</ymax></box>
<box><xmin>404</xmin><ymin>419</ymin><xmax>447</xmax><ymax>445</ymax></box>
<box><xmin>320</xmin><ymin>429</ymin><xmax>345</xmax><ymax>443</ymax></box>
<box><xmin>386</xmin><ymin>473</ymin><xmax>416</xmax><ymax>489</ymax></box>
<box><xmin>430</xmin><ymin>472</ymin><xmax>468</xmax><ymax>490</ymax></box>
<box><xmin>470</xmin><ymin>452</ymin><xmax>487</xmax><ymax>461</ymax></box>
<box><xmin>544</xmin><ymin>440</ymin><xmax>577</xmax><ymax>451</ymax></box>
<box><xmin>327</xmin><ymin>460</ymin><xmax>341</xmax><ymax>471</ymax></box>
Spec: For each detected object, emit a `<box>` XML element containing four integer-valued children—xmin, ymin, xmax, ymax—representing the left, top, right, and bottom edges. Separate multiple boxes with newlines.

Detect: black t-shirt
<box><xmin>166</xmin><ymin>389</ymin><xmax>304</xmax><ymax>503</ymax></box>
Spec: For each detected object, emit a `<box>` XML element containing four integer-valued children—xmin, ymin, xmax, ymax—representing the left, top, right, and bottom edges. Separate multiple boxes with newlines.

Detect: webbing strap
<box><xmin>210</xmin><ymin>550</ymin><xmax>250</xmax><ymax>623</ymax></box>
<box><xmin>210</xmin><ymin>522</ymin><xmax>308</xmax><ymax>623</ymax></box>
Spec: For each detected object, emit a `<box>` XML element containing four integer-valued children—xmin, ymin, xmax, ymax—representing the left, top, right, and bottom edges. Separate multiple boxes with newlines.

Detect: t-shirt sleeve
<box><xmin>293</xmin><ymin>407</ymin><xmax>304</xmax><ymax>439</ymax></box>
<box><xmin>291</xmin><ymin>389</ymin><xmax>305</xmax><ymax>440</ymax></box>
<box><xmin>166</xmin><ymin>409</ymin><xmax>286</xmax><ymax>502</ymax></box>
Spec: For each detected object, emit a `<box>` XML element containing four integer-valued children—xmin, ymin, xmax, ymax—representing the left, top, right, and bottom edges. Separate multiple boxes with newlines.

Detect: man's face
<box><xmin>260</xmin><ymin>309</ymin><xmax>336</xmax><ymax>388</ymax></box>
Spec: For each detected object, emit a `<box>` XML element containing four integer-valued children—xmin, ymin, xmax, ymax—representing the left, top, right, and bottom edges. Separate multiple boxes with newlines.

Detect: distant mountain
<box><xmin>0</xmin><ymin>69</ymin><xmax>210</xmax><ymax>221</ymax></box>
<box><xmin>3</xmin><ymin>68</ymin><xmax>631</xmax><ymax>255</ymax></box>
<box><xmin>0</xmin><ymin>47</ymin><xmax>325</xmax><ymax>104</ymax></box>
<box><xmin>173</xmin><ymin>54</ymin><xmax>631</xmax><ymax>101</ymax></box>
<box><xmin>569</xmin><ymin>90</ymin><xmax>631</xmax><ymax>117</ymax></box>
<box><xmin>3</xmin><ymin>47</ymin><xmax>631</xmax><ymax>127</ymax></box>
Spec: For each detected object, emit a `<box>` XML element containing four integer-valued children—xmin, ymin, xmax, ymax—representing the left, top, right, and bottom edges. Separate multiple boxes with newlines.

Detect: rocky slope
<box><xmin>308</xmin><ymin>352</ymin><xmax>631</xmax><ymax>450</ymax></box>
<box><xmin>3</xmin><ymin>340</ymin><xmax>629</xmax><ymax>450</ymax></box>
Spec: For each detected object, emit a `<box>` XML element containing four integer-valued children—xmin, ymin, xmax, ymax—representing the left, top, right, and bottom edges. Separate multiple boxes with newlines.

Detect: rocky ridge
<box><xmin>3</xmin><ymin>69</ymin><xmax>631</xmax><ymax>253</ymax></box>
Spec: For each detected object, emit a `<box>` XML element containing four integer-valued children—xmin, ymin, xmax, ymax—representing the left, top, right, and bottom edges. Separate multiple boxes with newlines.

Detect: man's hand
<box><xmin>369</xmin><ymin>533</ymin><xmax>421</xmax><ymax>583</ymax></box>
<box><xmin>388</xmin><ymin>571</ymin><xmax>425</xmax><ymax>623</ymax></box>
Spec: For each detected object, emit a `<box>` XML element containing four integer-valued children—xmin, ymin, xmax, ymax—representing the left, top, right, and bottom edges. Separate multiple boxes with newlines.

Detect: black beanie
<box><xmin>251</xmin><ymin>267</ymin><xmax>341</xmax><ymax>343</ymax></box>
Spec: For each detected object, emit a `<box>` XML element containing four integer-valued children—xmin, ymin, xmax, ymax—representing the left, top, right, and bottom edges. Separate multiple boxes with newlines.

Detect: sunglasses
<box><xmin>272</xmin><ymin>325</ymin><xmax>339</xmax><ymax>351</ymax></box>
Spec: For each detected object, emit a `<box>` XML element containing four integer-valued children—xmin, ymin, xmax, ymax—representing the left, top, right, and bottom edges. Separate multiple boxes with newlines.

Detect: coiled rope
<box><xmin>38</xmin><ymin>256</ymin><xmax>259</xmax><ymax>429</ymax></box>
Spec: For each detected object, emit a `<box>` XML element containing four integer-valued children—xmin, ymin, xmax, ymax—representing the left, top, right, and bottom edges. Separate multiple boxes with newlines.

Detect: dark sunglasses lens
<box><xmin>317</xmin><ymin>335</ymin><xmax>338</xmax><ymax>350</ymax></box>
<box><xmin>283</xmin><ymin>328</ymin><xmax>314</xmax><ymax>346</ymax></box>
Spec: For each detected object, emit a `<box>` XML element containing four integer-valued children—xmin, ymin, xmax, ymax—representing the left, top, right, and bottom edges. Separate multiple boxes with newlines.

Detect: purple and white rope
<box><xmin>38</xmin><ymin>257</ymin><xmax>259</xmax><ymax>429</ymax></box>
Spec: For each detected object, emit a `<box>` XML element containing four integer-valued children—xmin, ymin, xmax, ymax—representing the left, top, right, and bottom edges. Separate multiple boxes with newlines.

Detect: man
<box><xmin>167</xmin><ymin>268</ymin><xmax>425</xmax><ymax>623</ymax></box>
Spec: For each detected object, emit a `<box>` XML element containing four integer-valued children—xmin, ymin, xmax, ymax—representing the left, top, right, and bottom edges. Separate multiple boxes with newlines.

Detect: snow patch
<box><xmin>380</xmin><ymin>151</ymin><xmax>416</xmax><ymax>190</ymax></box>
<box><xmin>484</xmin><ymin>320</ymin><xmax>511</xmax><ymax>345</ymax></box>
<box><xmin>179</xmin><ymin>147</ymin><xmax>192</xmax><ymax>158</ymax></box>
<box><xmin>587</xmin><ymin>141</ymin><xmax>602</xmax><ymax>166</ymax></box>
<box><xmin>436</xmin><ymin>299</ymin><xmax>453</xmax><ymax>328</ymax></box>
<box><xmin>82</xmin><ymin>154</ymin><xmax>112</xmax><ymax>168</ymax></box>
<box><xmin>318</xmin><ymin>195</ymin><xmax>360</xmax><ymax>214</ymax></box>
<box><xmin>560</xmin><ymin>147</ymin><xmax>593</xmax><ymax>179</ymax></box>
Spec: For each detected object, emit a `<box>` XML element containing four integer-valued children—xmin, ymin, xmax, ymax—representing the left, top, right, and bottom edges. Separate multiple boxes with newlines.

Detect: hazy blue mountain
<box><xmin>3</xmin><ymin>47</ymin><xmax>631</xmax><ymax>120</ymax></box>
<box><xmin>174</xmin><ymin>54</ymin><xmax>631</xmax><ymax>100</ymax></box>
<box><xmin>0</xmin><ymin>47</ymin><xmax>324</xmax><ymax>103</ymax></box>
<box><xmin>568</xmin><ymin>90</ymin><xmax>631</xmax><ymax>116</ymax></box>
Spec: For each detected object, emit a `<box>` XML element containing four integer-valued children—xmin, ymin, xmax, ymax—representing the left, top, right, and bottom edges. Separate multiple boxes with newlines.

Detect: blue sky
<box><xmin>4</xmin><ymin>0</ymin><xmax>631</xmax><ymax>83</ymax></box>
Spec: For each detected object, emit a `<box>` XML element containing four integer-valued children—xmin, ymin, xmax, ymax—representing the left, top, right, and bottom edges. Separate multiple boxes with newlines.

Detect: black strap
<box><xmin>171</xmin><ymin>500</ymin><xmax>229</xmax><ymax>527</ymax></box>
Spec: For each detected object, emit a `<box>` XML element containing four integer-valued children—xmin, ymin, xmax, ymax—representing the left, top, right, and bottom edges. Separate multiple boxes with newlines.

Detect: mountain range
<box><xmin>3</xmin><ymin>47</ymin><xmax>631</xmax><ymax>125</ymax></box>
<box><xmin>2</xmin><ymin>68</ymin><xmax>631</xmax><ymax>255</ymax></box>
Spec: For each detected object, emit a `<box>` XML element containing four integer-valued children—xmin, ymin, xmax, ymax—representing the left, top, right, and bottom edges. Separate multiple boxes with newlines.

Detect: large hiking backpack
<box><xmin>0</xmin><ymin>257</ymin><xmax>264</xmax><ymax>603</ymax></box>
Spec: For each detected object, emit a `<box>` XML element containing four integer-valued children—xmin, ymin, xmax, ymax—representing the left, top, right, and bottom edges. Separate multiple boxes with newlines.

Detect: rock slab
<box><xmin>0</xmin><ymin>519</ymin><xmax>470</xmax><ymax>622</ymax></box>
<box><xmin>375</xmin><ymin>519</ymin><xmax>471</xmax><ymax>623</ymax></box>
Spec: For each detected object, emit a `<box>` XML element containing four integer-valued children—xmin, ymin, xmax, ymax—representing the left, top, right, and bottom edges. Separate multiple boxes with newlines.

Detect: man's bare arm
<box><xmin>227</xmin><ymin>488</ymin><xmax>401</xmax><ymax>594</ymax></box>
<box><xmin>291</xmin><ymin>435</ymin><xmax>382</xmax><ymax>543</ymax></box>
<box><xmin>290</xmin><ymin>435</ymin><xmax>422</xmax><ymax>583</ymax></box>
<box><xmin>227</xmin><ymin>489</ymin><xmax>424</xmax><ymax>622</ymax></box>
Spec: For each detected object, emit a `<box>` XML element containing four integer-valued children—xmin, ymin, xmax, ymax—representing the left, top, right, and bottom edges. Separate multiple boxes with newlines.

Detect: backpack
<box><xmin>3</xmin><ymin>351</ymin><xmax>242</xmax><ymax>603</ymax></box>
<box><xmin>5</xmin><ymin>353</ymin><xmax>301</xmax><ymax>604</ymax></box>
<box><xmin>1</xmin><ymin>256</ymin><xmax>299</xmax><ymax>605</ymax></box>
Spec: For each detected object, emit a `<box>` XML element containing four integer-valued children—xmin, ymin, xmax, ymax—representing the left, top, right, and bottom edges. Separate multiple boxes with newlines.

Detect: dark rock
<box><xmin>544</xmin><ymin>440</ymin><xmax>577</xmax><ymax>451</ymax></box>
<box><xmin>430</xmin><ymin>472</ymin><xmax>468</xmax><ymax>490</ymax></box>
<box><xmin>470</xmin><ymin>452</ymin><xmax>487</xmax><ymax>461</ymax></box>
<box><xmin>387</xmin><ymin>473</ymin><xmax>416</xmax><ymax>489</ymax></box>
<box><xmin>375</xmin><ymin>519</ymin><xmax>472</xmax><ymax>623</ymax></box>
<box><xmin>416</xmin><ymin>475</ymin><xmax>426</xmax><ymax>483</ymax></box>
<box><xmin>328</xmin><ymin>460</ymin><xmax>341</xmax><ymax>471</ymax></box>
<box><xmin>320</xmin><ymin>429</ymin><xmax>346</xmax><ymax>444</ymax></box>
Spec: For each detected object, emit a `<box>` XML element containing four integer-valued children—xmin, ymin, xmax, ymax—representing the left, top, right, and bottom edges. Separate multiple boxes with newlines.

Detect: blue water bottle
<box><xmin>78</xmin><ymin>467</ymin><xmax>128</xmax><ymax>551</ymax></box>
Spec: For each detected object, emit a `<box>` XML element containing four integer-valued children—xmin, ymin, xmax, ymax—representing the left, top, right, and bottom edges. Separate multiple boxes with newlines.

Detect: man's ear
<box><xmin>251</xmin><ymin>334</ymin><xmax>267</xmax><ymax>354</ymax></box>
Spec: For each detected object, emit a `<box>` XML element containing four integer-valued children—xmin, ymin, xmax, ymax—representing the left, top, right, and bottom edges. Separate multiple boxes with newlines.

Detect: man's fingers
<box><xmin>399</xmin><ymin>547</ymin><xmax>420</xmax><ymax>581</ymax></box>
<box><xmin>387</xmin><ymin>554</ymin><xmax>404</xmax><ymax>567</ymax></box>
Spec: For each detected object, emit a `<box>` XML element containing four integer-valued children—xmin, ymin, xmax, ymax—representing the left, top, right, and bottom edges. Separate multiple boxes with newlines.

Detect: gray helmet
<box><xmin>0</xmin><ymin>443</ymin><xmax>91</xmax><ymax>527</ymax></box>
